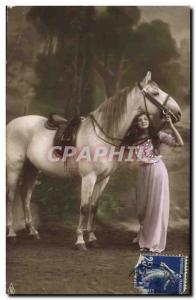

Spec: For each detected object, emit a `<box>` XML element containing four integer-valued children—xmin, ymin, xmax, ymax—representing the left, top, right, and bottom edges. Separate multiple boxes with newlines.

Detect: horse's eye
<box><xmin>148</xmin><ymin>85</ymin><xmax>159</xmax><ymax>96</ymax></box>
<box><xmin>151</xmin><ymin>89</ymin><xmax>159</xmax><ymax>96</ymax></box>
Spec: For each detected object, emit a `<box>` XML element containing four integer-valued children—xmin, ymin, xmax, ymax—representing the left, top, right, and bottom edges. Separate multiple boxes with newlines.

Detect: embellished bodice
<box><xmin>132</xmin><ymin>131</ymin><xmax>176</xmax><ymax>164</ymax></box>
<box><xmin>133</xmin><ymin>138</ymin><xmax>161</xmax><ymax>164</ymax></box>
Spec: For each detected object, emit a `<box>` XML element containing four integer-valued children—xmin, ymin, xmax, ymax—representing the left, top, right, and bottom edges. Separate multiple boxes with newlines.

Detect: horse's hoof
<box><xmin>74</xmin><ymin>243</ymin><xmax>87</xmax><ymax>251</ymax></box>
<box><xmin>32</xmin><ymin>233</ymin><xmax>40</xmax><ymax>240</ymax></box>
<box><xmin>87</xmin><ymin>240</ymin><xmax>100</xmax><ymax>249</ymax></box>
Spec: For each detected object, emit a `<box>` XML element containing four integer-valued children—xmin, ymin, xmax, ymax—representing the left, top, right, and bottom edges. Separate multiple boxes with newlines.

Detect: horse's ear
<box><xmin>141</xmin><ymin>71</ymin><xmax>151</xmax><ymax>87</ymax></box>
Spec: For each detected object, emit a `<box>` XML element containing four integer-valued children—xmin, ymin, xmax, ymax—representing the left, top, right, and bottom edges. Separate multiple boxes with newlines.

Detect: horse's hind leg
<box><xmin>21</xmin><ymin>160</ymin><xmax>39</xmax><ymax>239</ymax></box>
<box><xmin>7</xmin><ymin>162</ymin><xmax>24</xmax><ymax>238</ymax></box>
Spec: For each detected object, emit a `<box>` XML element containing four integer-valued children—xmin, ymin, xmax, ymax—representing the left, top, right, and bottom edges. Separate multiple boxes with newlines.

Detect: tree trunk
<box><xmin>94</xmin><ymin>55</ymin><xmax>115</xmax><ymax>97</ymax></box>
<box><xmin>76</xmin><ymin>49</ymin><xmax>86</xmax><ymax>115</ymax></box>
<box><xmin>71</xmin><ymin>41</ymin><xmax>79</xmax><ymax>117</ymax></box>
<box><xmin>115</xmin><ymin>55</ymin><xmax>126</xmax><ymax>93</ymax></box>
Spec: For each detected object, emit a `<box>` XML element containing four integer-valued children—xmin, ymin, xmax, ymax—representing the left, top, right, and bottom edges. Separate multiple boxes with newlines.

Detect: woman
<box><xmin>123</xmin><ymin>112</ymin><xmax>184</xmax><ymax>252</ymax></box>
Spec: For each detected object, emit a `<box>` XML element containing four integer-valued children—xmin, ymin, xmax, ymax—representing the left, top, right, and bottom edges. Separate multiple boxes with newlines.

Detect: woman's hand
<box><xmin>164</xmin><ymin>114</ymin><xmax>173</xmax><ymax>127</ymax></box>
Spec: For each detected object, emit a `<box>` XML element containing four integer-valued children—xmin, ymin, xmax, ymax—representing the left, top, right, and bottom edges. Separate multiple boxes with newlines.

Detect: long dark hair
<box><xmin>123</xmin><ymin>113</ymin><xmax>160</xmax><ymax>154</ymax></box>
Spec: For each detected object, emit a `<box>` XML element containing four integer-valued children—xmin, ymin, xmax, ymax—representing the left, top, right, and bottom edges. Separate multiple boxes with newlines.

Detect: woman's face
<box><xmin>137</xmin><ymin>114</ymin><xmax>150</xmax><ymax>129</ymax></box>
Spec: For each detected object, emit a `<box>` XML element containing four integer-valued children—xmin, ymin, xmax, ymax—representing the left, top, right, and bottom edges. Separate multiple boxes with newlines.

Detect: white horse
<box><xmin>6</xmin><ymin>72</ymin><xmax>181</xmax><ymax>250</ymax></box>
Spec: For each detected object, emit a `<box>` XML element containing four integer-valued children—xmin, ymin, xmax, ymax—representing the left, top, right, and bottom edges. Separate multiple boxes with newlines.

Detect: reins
<box><xmin>89</xmin><ymin>82</ymin><xmax>177</xmax><ymax>146</ymax></box>
<box><xmin>89</xmin><ymin>114</ymin><xmax>124</xmax><ymax>147</ymax></box>
<box><xmin>90</xmin><ymin>113</ymin><xmax>150</xmax><ymax>147</ymax></box>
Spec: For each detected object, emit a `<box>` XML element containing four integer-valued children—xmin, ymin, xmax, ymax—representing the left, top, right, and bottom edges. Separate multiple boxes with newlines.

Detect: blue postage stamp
<box><xmin>134</xmin><ymin>254</ymin><xmax>187</xmax><ymax>295</ymax></box>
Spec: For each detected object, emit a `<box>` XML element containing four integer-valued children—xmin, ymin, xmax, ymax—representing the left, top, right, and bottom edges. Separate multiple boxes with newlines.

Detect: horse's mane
<box><xmin>94</xmin><ymin>86</ymin><xmax>132</xmax><ymax>138</ymax></box>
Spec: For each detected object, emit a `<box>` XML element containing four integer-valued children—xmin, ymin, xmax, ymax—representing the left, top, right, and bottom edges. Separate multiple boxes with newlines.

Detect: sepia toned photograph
<box><xmin>6</xmin><ymin>6</ymin><xmax>191</xmax><ymax>295</ymax></box>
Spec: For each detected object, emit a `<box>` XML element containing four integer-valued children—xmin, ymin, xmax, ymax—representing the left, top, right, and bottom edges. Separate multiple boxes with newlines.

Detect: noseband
<box><xmin>138</xmin><ymin>82</ymin><xmax>178</xmax><ymax>123</ymax></box>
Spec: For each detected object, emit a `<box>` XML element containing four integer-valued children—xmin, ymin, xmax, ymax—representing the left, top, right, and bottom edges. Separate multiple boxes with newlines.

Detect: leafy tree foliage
<box><xmin>27</xmin><ymin>7</ymin><xmax>95</xmax><ymax>117</ymax></box>
<box><xmin>128</xmin><ymin>20</ymin><xmax>181</xmax><ymax>98</ymax></box>
<box><xmin>26</xmin><ymin>6</ymin><xmax>183</xmax><ymax>115</ymax></box>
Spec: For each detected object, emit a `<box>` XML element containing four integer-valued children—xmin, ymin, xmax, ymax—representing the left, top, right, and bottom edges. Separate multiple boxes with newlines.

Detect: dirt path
<box><xmin>6</xmin><ymin>224</ymin><xmax>190</xmax><ymax>295</ymax></box>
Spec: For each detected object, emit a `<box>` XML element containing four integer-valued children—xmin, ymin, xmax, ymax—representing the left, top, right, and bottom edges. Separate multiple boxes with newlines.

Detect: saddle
<box><xmin>45</xmin><ymin>113</ymin><xmax>83</xmax><ymax>152</ymax></box>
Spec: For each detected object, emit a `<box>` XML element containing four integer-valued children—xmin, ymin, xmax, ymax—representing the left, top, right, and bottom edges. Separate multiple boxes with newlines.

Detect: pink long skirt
<box><xmin>136</xmin><ymin>160</ymin><xmax>170</xmax><ymax>252</ymax></box>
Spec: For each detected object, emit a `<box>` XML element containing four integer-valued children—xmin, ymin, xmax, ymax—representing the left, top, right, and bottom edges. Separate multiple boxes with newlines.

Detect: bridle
<box><xmin>89</xmin><ymin>82</ymin><xmax>178</xmax><ymax>146</ymax></box>
<box><xmin>137</xmin><ymin>82</ymin><xmax>178</xmax><ymax>124</ymax></box>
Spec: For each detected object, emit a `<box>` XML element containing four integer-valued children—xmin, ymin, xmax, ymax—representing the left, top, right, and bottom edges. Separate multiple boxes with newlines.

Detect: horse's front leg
<box><xmin>87</xmin><ymin>176</ymin><xmax>110</xmax><ymax>247</ymax></box>
<box><xmin>75</xmin><ymin>173</ymin><xmax>97</xmax><ymax>250</ymax></box>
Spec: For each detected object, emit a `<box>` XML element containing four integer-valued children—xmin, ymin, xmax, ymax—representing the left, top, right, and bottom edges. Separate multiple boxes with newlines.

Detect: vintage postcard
<box><xmin>6</xmin><ymin>6</ymin><xmax>191</xmax><ymax>295</ymax></box>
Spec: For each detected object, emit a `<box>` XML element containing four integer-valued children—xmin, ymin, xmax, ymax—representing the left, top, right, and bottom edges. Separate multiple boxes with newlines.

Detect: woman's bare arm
<box><xmin>165</xmin><ymin>115</ymin><xmax>184</xmax><ymax>146</ymax></box>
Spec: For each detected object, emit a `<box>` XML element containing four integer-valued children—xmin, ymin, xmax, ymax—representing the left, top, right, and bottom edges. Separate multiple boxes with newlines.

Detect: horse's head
<box><xmin>134</xmin><ymin>71</ymin><xmax>182</xmax><ymax>129</ymax></box>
